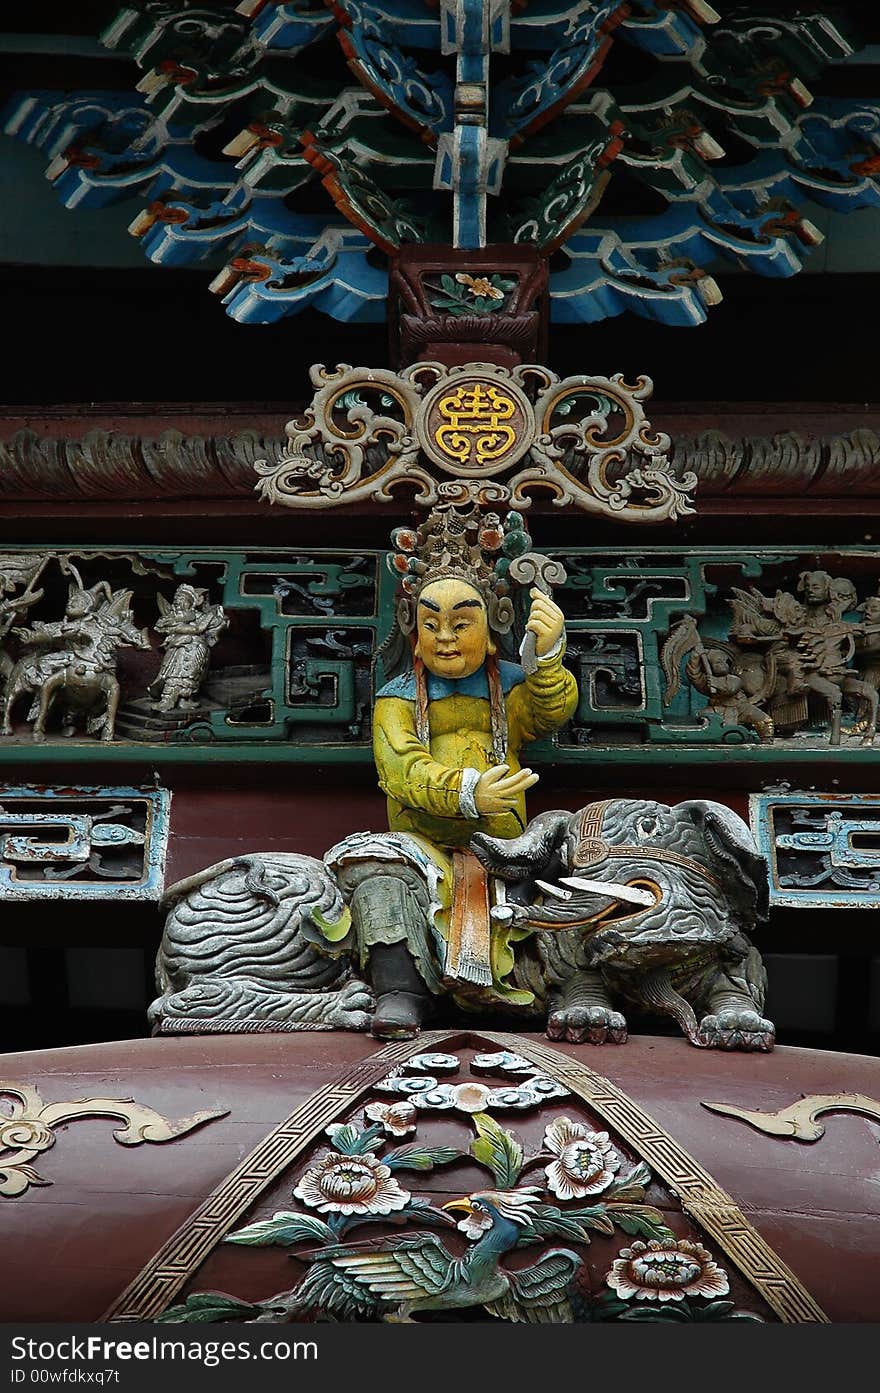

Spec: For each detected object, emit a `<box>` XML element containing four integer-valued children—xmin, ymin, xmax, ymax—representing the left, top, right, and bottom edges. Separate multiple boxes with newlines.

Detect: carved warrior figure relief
<box><xmin>2</xmin><ymin>567</ymin><xmax>150</xmax><ymax>743</ymax></box>
<box><xmin>0</xmin><ymin>558</ymin><xmax>228</xmax><ymax>742</ymax></box>
<box><xmin>662</xmin><ymin>570</ymin><xmax>880</xmax><ymax>745</ymax></box>
<box><xmin>149</xmin><ymin>584</ymin><xmax>228</xmax><ymax>712</ymax></box>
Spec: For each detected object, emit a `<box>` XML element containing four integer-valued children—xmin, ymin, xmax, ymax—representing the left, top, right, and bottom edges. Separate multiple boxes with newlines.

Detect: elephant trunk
<box><xmin>640</xmin><ymin>967</ymin><xmax>705</xmax><ymax>1047</ymax></box>
<box><xmin>471</xmin><ymin>810</ymin><xmax>571</xmax><ymax>881</ymax></box>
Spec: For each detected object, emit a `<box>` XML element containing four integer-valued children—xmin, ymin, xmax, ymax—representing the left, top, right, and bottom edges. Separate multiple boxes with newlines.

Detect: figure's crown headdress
<box><xmin>389</xmin><ymin>501</ymin><xmax>506</xmax><ymax>600</ymax></box>
<box><xmin>387</xmin><ymin>501</ymin><xmax>536</xmax><ymax>639</ymax></box>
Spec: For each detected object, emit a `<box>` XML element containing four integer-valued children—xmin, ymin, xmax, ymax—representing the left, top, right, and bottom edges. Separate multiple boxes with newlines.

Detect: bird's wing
<box><xmin>322</xmin><ymin>1234</ymin><xmax>453</xmax><ymax>1304</ymax></box>
<box><xmin>485</xmin><ymin>1248</ymin><xmax>580</xmax><ymax>1324</ymax></box>
<box><xmin>292</xmin><ymin>1258</ymin><xmax>380</xmax><ymax>1319</ymax></box>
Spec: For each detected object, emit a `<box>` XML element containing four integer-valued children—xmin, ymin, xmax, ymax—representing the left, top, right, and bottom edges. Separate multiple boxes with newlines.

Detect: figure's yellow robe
<box><xmin>374</xmin><ymin>650</ymin><xmax>578</xmax><ymax>847</ymax></box>
<box><xmin>365</xmin><ymin>649</ymin><xmax>578</xmax><ymax>1004</ymax></box>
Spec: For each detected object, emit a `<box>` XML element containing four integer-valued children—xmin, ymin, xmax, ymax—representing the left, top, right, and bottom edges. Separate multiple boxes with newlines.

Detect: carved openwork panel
<box><xmin>750</xmin><ymin>793</ymin><xmax>880</xmax><ymax>909</ymax></box>
<box><xmin>0</xmin><ymin>549</ymin><xmax>379</xmax><ymax>748</ymax></box>
<box><xmin>4</xmin><ymin>546</ymin><xmax>880</xmax><ymax>759</ymax></box>
<box><xmin>0</xmin><ymin>786</ymin><xmax>169</xmax><ymax>900</ymax></box>
<box><xmin>254</xmin><ymin>363</ymin><xmax>695</xmax><ymax>522</ymax></box>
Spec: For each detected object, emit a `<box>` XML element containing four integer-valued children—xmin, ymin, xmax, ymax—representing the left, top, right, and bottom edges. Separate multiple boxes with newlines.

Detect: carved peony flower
<box><xmin>543</xmin><ymin>1118</ymin><xmax>621</xmax><ymax>1199</ymax></box>
<box><xmin>455</xmin><ymin>273</ymin><xmax>504</xmax><ymax>300</ymax></box>
<box><xmin>293</xmin><ymin>1151</ymin><xmax>410</xmax><ymax>1215</ymax></box>
<box><xmin>607</xmin><ymin>1239</ymin><xmax>730</xmax><ymax>1303</ymax></box>
<box><xmin>364</xmin><ymin>1100</ymin><xmax>418</xmax><ymax>1137</ymax></box>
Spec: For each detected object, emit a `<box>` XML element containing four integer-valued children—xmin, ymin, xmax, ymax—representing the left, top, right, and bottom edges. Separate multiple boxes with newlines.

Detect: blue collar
<box><xmin>378</xmin><ymin>660</ymin><xmax>525</xmax><ymax>701</ymax></box>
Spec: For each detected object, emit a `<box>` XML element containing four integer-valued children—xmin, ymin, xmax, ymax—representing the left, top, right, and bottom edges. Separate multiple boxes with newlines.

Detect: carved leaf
<box><xmin>604</xmin><ymin>1161</ymin><xmax>651</xmax><ymax>1202</ymax></box>
<box><xmin>225</xmin><ymin>1211</ymin><xmax>336</xmax><ymax>1248</ymax></box>
<box><xmin>604</xmin><ymin>1203</ymin><xmax>675</xmax><ymax>1243</ymax></box>
<box><xmin>515</xmin><ymin>1202</ymin><xmax>597</xmax><ymax>1246</ymax></box>
<box><xmin>324</xmin><ymin>1122</ymin><xmax>383</xmax><ymax>1155</ymax></box>
<box><xmin>382</xmin><ymin>1145</ymin><xmax>460</xmax><ymax>1172</ymax></box>
<box><xmin>156</xmin><ymin>1292</ymin><xmax>263</xmax><ymax>1324</ymax></box>
<box><xmin>469</xmin><ymin>1113</ymin><xmax>523</xmax><ymax>1186</ymax></box>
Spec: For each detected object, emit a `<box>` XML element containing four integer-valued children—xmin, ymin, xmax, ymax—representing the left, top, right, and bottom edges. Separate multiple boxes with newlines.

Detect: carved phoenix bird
<box><xmin>283</xmin><ymin>1188</ymin><xmax>581</xmax><ymax>1322</ymax></box>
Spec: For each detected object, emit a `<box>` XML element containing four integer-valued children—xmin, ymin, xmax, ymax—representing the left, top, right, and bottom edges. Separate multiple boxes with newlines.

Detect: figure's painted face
<box><xmin>864</xmin><ymin>597</ymin><xmax>880</xmax><ymax>624</ymax></box>
<box><xmin>415</xmin><ymin>578</ymin><xmax>492</xmax><ymax>679</ymax></box>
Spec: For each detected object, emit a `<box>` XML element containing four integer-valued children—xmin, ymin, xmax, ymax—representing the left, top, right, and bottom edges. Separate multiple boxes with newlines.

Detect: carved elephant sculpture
<box><xmin>472</xmin><ymin>798</ymin><xmax>774</xmax><ymax>1052</ymax></box>
<box><xmin>149</xmin><ymin>854</ymin><xmax>374</xmax><ymax>1033</ymax></box>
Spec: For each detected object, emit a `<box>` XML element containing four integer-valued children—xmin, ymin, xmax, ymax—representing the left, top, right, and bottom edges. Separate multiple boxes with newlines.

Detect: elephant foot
<box><xmin>547</xmin><ymin>1004</ymin><xmax>628</xmax><ymax>1045</ymax></box>
<box><xmin>326</xmin><ymin>978</ymin><xmax>374</xmax><ymax>1033</ymax></box>
<box><xmin>698</xmin><ymin>1008</ymin><xmax>775</xmax><ymax>1052</ymax></box>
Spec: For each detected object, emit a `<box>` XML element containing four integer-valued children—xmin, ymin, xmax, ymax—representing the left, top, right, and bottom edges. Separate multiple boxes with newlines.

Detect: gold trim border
<box><xmin>103</xmin><ymin>1030</ymin><xmax>827</xmax><ymax>1324</ymax></box>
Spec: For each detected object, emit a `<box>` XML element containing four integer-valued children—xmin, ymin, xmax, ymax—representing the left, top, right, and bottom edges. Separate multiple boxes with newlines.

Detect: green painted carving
<box><xmin>0</xmin><ymin>545</ymin><xmax>879</xmax><ymax>763</ymax></box>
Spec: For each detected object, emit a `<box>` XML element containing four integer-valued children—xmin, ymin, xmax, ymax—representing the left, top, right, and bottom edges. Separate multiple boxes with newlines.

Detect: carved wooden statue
<box><xmin>149</xmin><ymin>583</ymin><xmax>227</xmax><ymax>712</ymax></box>
<box><xmin>323</xmin><ymin>504</ymin><xmax>578</xmax><ymax>1038</ymax></box>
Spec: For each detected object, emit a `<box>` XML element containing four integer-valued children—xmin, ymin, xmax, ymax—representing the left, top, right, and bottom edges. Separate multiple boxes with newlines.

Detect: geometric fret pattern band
<box><xmin>103</xmin><ymin>1029</ymin><xmax>828</xmax><ymax>1323</ymax></box>
<box><xmin>102</xmin><ymin>1033</ymin><xmax>437</xmax><ymax>1321</ymax></box>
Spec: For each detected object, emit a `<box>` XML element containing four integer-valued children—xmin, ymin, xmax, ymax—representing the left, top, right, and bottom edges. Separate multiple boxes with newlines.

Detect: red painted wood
<box><xmin>0</xmin><ymin>1032</ymin><xmax>876</xmax><ymax>1322</ymax></box>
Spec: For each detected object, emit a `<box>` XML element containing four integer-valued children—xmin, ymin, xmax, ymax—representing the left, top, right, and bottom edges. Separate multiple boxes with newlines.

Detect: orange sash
<box><xmin>445</xmin><ymin>850</ymin><xmax>493</xmax><ymax>986</ymax></box>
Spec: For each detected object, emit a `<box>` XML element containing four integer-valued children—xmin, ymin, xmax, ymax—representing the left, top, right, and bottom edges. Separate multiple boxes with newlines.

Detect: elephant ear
<box><xmin>677</xmin><ymin>800</ymin><xmax>769</xmax><ymax>925</ymax></box>
<box><xmin>471</xmin><ymin>810</ymin><xmax>570</xmax><ymax>881</ymax></box>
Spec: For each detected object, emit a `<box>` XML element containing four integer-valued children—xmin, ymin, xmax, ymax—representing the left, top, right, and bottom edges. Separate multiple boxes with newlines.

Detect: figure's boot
<box><xmin>367</xmin><ymin>943</ymin><xmax>434</xmax><ymax>1040</ymax></box>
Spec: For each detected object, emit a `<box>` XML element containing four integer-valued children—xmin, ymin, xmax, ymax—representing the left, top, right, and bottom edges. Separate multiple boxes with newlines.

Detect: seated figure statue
<box><xmin>321</xmin><ymin>503</ymin><xmax>577</xmax><ymax>1038</ymax></box>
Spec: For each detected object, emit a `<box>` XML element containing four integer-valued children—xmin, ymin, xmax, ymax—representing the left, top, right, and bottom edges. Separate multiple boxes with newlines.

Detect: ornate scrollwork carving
<box><xmin>255</xmin><ymin>362</ymin><xmax>695</xmax><ymax>522</ymax></box>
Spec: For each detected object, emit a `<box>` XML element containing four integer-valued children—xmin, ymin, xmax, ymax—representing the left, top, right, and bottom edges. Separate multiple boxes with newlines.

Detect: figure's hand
<box><xmin>474</xmin><ymin>763</ymin><xmax>539</xmax><ymax>815</ymax></box>
<box><xmin>526</xmin><ymin>587</ymin><xmax>565</xmax><ymax>657</ymax></box>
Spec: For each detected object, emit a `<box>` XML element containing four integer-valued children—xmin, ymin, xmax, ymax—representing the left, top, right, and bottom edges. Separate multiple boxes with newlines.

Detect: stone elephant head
<box><xmin>471</xmin><ymin>798</ymin><xmax>772</xmax><ymax>1048</ymax></box>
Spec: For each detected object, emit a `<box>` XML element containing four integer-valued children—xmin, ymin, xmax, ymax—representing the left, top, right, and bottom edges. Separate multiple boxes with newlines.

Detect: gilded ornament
<box><xmin>701</xmin><ymin>1092</ymin><xmax>880</xmax><ymax>1142</ymax></box>
<box><xmin>0</xmin><ymin>1082</ymin><xmax>226</xmax><ymax>1197</ymax></box>
<box><xmin>255</xmin><ymin>362</ymin><xmax>695</xmax><ymax>522</ymax></box>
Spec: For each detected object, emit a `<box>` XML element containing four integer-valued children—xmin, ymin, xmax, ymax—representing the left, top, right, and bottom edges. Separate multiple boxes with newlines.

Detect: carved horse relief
<box><xmin>2</xmin><ymin>575</ymin><xmax>149</xmax><ymax>742</ymax></box>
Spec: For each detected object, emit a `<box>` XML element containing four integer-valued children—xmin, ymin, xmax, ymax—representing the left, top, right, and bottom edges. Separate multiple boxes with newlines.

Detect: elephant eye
<box><xmin>637</xmin><ymin>816</ymin><xmax>659</xmax><ymax>839</ymax></box>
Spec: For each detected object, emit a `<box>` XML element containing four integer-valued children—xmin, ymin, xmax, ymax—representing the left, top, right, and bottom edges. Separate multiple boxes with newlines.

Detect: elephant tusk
<box><xmin>535</xmin><ymin>879</ymin><xmax>572</xmax><ymax>901</ymax></box>
<box><xmin>560</xmin><ymin>877</ymin><xmax>657</xmax><ymax>907</ymax></box>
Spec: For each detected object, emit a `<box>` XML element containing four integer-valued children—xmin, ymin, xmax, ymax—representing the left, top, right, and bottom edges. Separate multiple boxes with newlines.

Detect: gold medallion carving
<box><xmin>418</xmin><ymin>374</ymin><xmax>532</xmax><ymax>476</ymax></box>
